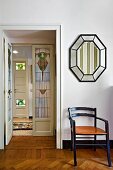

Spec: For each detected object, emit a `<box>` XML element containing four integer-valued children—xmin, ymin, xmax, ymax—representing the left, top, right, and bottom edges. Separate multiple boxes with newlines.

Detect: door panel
<box><xmin>4</xmin><ymin>37</ymin><xmax>13</xmax><ymax>145</ymax></box>
<box><xmin>13</xmin><ymin>61</ymin><xmax>28</xmax><ymax>117</ymax></box>
<box><xmin>32</xmin><ymin>45</ymin><xmax>55</xmax><ymax>136</ymax></box>
<box><xmin>15</xmin><ymin>78</ymin><xmax>26</xmax><ymax>85</ymax></box>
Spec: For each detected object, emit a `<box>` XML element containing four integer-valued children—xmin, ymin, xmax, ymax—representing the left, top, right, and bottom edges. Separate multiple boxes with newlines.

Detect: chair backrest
<box><xmin>68</xmin><ymin>107</ymin><xmax>97</xmax><ymax>126</ymax></box>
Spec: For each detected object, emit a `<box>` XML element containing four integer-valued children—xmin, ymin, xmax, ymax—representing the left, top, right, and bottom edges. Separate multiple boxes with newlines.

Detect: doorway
<box><xmin>0</xmin><ymin>25</ymin><xmax>61</xmax><ymax>149</ymax></box>
<box><xmin>12</xmin><ymin>43</ymin><xmax>56</xmax><ymax>137</ymax></box>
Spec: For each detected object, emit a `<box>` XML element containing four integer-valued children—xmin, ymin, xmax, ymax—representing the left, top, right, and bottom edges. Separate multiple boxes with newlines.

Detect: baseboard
<box><xmin>63</xmin><ymin>140</ymin><xmax>113</xmax><ymax>149</ymax></box>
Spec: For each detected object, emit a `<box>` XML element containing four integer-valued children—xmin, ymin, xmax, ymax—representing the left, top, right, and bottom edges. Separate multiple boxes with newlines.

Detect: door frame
<box><xmin>0</xmin><ymin>25</ymin><xmax>62</xmax><ymax>149</ymax></box>
<box><xmin>12</xmin><ymin>58</ymin><xmax>29</xmax><ymax>118</ymax></box>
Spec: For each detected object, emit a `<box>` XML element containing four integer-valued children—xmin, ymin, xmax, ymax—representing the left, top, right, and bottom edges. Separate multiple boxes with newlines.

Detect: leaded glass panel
<box><xmin>35</xmin><ymin>48</ymin><xmax>50</xmax><ymax>118</ymax></box>
<box><xmin>16</xmin><ymin>99</ymin><xmax>25</xmax><ymax>107</ymax></box>
<box><xmin>16</xmin><ymin>63</ymin><xmax>26</xmax><ymax>70</ymax></box>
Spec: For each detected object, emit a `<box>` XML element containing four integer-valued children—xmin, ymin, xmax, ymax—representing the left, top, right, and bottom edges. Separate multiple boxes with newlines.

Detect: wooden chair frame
<box><xmin>68</xmin><ymin>107</ymin><xmax>111</xmax><ymax>167</ymax></box>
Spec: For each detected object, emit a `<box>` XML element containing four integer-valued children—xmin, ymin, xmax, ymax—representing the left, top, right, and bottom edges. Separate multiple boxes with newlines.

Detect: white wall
<box><xmin>0</xmin><ymin>0</ymin><xmax>113</xmax><ymax>142</ymax></box>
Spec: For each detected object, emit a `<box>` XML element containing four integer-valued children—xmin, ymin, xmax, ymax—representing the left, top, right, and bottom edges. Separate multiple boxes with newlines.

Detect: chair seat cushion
<box><xmin>76</xmin><ymin>126</ymin><xmax>107</xmax><ymax>135</ymax></box>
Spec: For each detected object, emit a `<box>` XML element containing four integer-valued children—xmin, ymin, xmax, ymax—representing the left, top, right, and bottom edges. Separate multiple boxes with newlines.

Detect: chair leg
<box><xmin>106</xmin><ymin>135</ymin><xmax>112</xmax><ymax>167</ymax></box>
<box><xmin>71</xmin><ymin>129</ymin><xmax>73</xmax><ymax>151</ymax></box>
<box><xmin>73</xmin><ymin>134</ymin><xmax>77</xmax><ymax>166</ymax></box>
<box><xmin>94</xmin><ymin>135</ymin><xmax>96</xmax><ymax>151</ymax></box>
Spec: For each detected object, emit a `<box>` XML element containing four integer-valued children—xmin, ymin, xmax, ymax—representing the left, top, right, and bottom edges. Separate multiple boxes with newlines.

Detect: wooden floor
<box><xmin>0</xmin><ymin>136</ymin><xmax>113</xmax><ymax>170</ymax></box>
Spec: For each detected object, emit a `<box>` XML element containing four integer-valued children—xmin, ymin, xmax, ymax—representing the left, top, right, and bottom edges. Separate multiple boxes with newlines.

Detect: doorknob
<box><xmin>8</xmin><ymin>90</ymin><xmax>12</xmax><ymax>95</ymax></box>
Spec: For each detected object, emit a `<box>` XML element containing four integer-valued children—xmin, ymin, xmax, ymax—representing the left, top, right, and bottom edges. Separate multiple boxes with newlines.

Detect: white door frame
<box><xmin>0</xmin><ymin>25</ymin><xmax>62</xmax><ymax>149</ymax></box>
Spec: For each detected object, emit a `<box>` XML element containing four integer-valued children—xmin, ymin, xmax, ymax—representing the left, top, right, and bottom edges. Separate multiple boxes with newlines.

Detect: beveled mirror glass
<box><xmin>69</xmin><ymin>34</ymin><xmax>106</xmax><ymax>82</ymax></box>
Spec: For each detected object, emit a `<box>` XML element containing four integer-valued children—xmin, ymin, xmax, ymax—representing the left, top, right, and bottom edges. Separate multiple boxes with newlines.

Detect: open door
<box><xmin>32</xmin><ymin>45</ymin><xmax>55</xmax><ymax>136</ymax></box>
<box><xmin>13</xmin><ymin>59</ymin><xmax>28</xmax><ymax>118</ymax></box>
<box><xmin>4</xmin><ymin>35</ymin><xmax>13</xmax><ymax>145</ymax></box>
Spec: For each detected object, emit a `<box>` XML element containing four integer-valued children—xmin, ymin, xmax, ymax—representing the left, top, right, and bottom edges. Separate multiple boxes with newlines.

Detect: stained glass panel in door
<box><xmin>35</xmin><ymin>48</ymin><xmax>50</xmax><ymax>118</ymax></box>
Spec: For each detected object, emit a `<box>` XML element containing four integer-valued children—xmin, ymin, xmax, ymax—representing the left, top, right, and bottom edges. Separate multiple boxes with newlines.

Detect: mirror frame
<box><xmin>69</xmin><ymin>34</ymin><xmax>107</xmax><ymax>82</ymax></box>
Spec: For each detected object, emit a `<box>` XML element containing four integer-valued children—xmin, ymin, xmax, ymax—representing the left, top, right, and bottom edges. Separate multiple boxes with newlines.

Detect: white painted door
<box><xmin>32</xmin><ymin>45</ymin><xmax>55</xmax><ymax>136</ymax></box>
<box><xmin>13</xmin><ymin>60</ymin><xmax>28</xmax><ymax>117</ymax></box>
<box><xmin>4</xmin><ymin>36</ymin><xmax>13</xmax><ymax>145</ymax></box>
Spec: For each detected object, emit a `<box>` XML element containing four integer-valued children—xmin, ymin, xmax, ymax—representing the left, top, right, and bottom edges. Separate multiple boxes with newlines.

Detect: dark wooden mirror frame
<box><xmin>69</xmin><ymin>34</ymin><xmax>106</xmax><ymax>82</ymax></box>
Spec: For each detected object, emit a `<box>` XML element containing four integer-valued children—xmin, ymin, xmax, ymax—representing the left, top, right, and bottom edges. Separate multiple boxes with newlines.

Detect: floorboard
<box><xmin>0</xmin><ymin>136</ymin><xmax>113</xmax><ymax>170</ymax></box>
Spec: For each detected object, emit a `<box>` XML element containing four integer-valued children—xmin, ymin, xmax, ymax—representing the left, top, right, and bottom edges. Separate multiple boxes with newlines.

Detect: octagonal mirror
<box><xmin>69</xmin><ymin>34</ymin><xmax>106</xmax><ymax>82</ymax></box>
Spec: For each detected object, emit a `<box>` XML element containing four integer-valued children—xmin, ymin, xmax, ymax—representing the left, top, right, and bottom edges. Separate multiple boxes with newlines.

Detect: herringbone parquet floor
<box><xmin>0</xmin><ymin>136</ymin><xmax>113</xmax><ymax>170</ymax></box>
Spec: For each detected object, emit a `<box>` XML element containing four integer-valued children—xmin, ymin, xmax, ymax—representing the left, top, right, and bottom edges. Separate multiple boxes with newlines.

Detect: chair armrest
<box><xmin>96</xmin><ymin>116</ymin><xmax>109</xmax><ymax>132</ymax></box>
<box><xmin>96</xmin><ymin>116</ymin><xmax>108</xmax><ymax>123</ymax></box>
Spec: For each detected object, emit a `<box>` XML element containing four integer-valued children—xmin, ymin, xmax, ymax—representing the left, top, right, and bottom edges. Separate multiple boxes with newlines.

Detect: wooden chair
<box><xmin>68</xmin><ymin>107</ymin><xmax>112</xmax><ymax>167</ymax></box>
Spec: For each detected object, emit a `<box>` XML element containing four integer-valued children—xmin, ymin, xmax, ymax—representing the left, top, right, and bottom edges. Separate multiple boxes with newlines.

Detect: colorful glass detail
<box><xmin>37</xmin><ymin>52</ymin><xmax>48</xmax><ymax>80</ymax></box>
<box><xmin>39</xmin><ymin>89</ymin><xmax>47</xmax><ymax>95</ymax></box>
<box><xmin>35</xmin><ymin>48</ymin><xmax>50</xmax><ymax>118</ymax></box>
<box><xmin>16</xmin><ymin>99</ymin><xmax>25</xmax><ymax>106</ymax></box>
<box><xmin>16</xmin><ymin>63</ymin><xmax>26</xmax><ymax>70</ymax></box>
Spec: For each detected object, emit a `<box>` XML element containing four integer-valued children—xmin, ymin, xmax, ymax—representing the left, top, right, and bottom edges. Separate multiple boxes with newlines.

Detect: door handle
<box><xmin>8</xmin><ymin>90</ymin><xmax>12</xmax><ymax>95</ymax></box>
